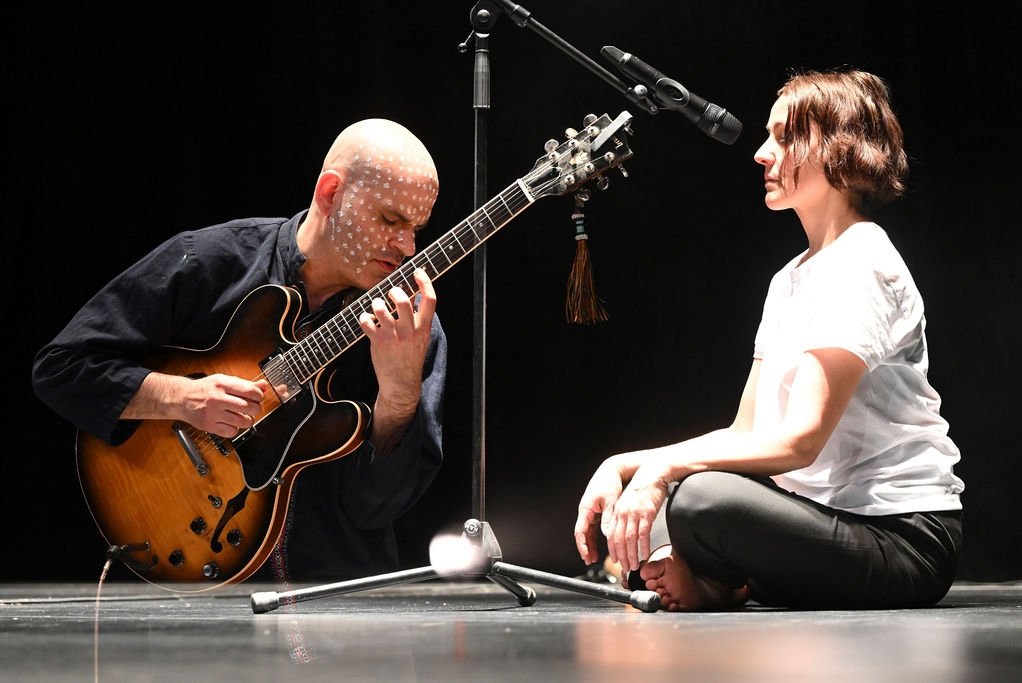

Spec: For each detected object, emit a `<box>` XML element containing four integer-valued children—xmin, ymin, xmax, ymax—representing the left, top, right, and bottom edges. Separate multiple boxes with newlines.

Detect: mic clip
<box><xmin>623</xmin><ymin>85</ymin><xmax>660</xmax><ymax>115</ymax></box>
<box><xmin>612</xmin><ymin>68</ymin><xmax>690</xmax><ymax>116</ymax></box>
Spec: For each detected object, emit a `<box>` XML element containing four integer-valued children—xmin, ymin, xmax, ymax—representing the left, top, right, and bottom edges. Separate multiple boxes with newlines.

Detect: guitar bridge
<box><xmin>210</xmin><ymin>435</ymin><xmax>231</xmax><ymax>456</ymax></box>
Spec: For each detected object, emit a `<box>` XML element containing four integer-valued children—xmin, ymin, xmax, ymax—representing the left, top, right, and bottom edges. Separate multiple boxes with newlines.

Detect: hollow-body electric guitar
<box><xmin>76</xmin><ymin>111</ymin><xmax>635</xmax><ymax>592</ymax></box>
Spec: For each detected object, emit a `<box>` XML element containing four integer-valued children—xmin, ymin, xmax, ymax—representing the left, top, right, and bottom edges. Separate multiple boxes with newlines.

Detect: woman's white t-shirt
<box><xmin>754</xmin><ymin>222</ymin><xmax>964</xmax><ymax>515</ymax></box>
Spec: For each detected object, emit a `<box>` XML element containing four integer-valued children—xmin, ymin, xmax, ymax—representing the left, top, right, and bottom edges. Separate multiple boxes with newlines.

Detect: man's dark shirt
<box><xmin>32</xmin><ymin>212</ymin><xmax>446</xmax><ymax>582</ymax></box>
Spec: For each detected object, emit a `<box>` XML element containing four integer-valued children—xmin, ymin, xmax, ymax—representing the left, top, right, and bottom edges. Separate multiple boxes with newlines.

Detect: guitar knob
<box><xmin>169</xmin><ymin>550</ymin><xmax>185</xmax><ymax>567</ymax></box>
<box><xmin>190</xmin><ymin>517</ymin><xmax>207</xmax><ymax>535</ymax></box>
<box><xmin>226</xmin><ymin>529</ymin><xmax>244</xmax><ymax>547</ymax></box>
<box><xmin>202</xmin><ymin>562</ymin><xmax>220</xmax><ymax>579</ymax></box>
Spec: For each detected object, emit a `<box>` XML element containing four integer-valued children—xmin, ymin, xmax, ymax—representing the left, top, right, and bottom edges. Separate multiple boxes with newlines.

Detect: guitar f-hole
<box><xmin>209</xmin><ymin>488</ymin><xmax>249</xmax><ymax>553</ymax></box>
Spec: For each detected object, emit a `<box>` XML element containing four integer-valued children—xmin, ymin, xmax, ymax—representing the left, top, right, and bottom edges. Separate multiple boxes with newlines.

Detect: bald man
<box><xmin>33</xmin><ymin>119</ymin><xmax>447</xmax><ymax>584</ymax></box>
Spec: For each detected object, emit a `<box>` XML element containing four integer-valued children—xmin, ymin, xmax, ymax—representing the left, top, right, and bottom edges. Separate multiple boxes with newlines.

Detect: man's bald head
<box><xmin>324</xmin><ymin>119</ymin><xmax>437</xmax><ymax>182</ymax></box>
<box><xmin>321</xmin><ymin>118</ymin><xmax>438</xmax><ymax>225</ymax></box>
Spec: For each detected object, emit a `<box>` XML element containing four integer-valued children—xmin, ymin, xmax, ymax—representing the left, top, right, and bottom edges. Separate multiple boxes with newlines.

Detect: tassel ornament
<box><xmin>565</xmin><ymin>190</ymin><xmax>608</xmax><ymax>325</ymax></box>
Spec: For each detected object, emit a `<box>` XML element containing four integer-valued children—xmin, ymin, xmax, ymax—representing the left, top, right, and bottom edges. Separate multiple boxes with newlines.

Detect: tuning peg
<box><xmin>565</xmin><ymin>127</ymin><xmax>579</xmax><ymax>139</ymax></box>
<box><xmin>582</xmin><ymin>114</ymin><xmax>598</xmax><ymax>126</ymax></box>
<box><xmin>618</xmin><ymin>165</ymin><xmax>629</xmax><ymax>178</ymax></box>
<box><xmin>596</xmin><ymin>176</ymin><xmax>610</xmax><ymax>191</ymax></box>
<box><xmin>544</xmin><ymin>139</ymin><xmax>558</xmax><ymax>152</ymax></box>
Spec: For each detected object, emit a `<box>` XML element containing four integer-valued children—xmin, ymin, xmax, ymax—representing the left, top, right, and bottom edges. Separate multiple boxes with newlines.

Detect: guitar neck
<box><xmin>286</xmin><ymin>179</ymin><xmax>535</xmax><ymax>382</ymax></box>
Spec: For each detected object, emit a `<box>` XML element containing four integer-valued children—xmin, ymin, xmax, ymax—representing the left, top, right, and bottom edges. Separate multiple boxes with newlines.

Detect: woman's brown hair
<box><xmin>779</xmin><ymin>68</ymin><xmax>909</xmax><ymax>214</ymax></box>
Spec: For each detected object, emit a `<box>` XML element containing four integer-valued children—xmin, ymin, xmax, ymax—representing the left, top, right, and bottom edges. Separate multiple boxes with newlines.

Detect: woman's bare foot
<box><xmin>638</xmin><ymin>546</ymin><xmax>750</xmax><ymax>612</ymax></box>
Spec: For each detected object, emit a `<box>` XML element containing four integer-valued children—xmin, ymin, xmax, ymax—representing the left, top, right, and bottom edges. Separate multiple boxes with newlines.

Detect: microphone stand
<box><xmin>249</xmin><ymin>0</ymin><xmax>662</xmax><ymax>615</ymax></box>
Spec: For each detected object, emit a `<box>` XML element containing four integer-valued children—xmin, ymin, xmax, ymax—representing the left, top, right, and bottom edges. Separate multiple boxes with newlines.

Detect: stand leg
<box><xmin>251</xmin><ymin>566</ymin><xmax>439</xmax><ymax>614</ymax></box>
<box><xmin>486</xmin><ymin>573</ymin><xmax>537</xmax><ymax>606</ymax></box>
<box><xmin>491</xmin><ymin>561</ymin><xmax>659</xmax><ymax>612</ymax></box>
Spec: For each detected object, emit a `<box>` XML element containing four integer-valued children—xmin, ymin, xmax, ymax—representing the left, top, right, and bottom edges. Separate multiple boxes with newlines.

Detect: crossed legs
<box><xmin>635</xmin><ymin>472</ymin><xmax>961</xmax><ymax>611</ymax></box>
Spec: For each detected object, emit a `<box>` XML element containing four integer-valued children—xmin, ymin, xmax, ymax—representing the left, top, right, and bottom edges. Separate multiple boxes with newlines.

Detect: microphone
<box><xmin>601</xmin><ymin>45</ymin><xmax>742</xmax><ymax>144</ymax></box>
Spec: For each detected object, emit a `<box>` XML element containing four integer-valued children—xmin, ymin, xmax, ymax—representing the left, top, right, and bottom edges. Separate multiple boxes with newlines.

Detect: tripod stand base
<box><xmin>250</xmin><ymin>519</ymin><xmax>660</xmax><ymax>614</ymax></box>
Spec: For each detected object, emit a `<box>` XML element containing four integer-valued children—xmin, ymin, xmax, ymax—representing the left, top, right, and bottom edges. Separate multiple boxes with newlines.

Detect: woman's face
<box><xmin>754</xmin><ymin>95</ymin><xmax>830</xmax><ymax>213</ymax></box>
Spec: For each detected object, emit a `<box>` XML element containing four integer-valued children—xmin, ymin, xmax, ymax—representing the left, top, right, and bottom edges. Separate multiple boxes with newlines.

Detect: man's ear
<box><xmin>314</xmin><ymin>169</ymin><xmax>344</xmax><ymax>212</ymax></box>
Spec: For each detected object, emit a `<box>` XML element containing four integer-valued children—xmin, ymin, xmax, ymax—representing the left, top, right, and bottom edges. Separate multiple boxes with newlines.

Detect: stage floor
<box><xmin>2</xmin><ymin>578</ymin><xmax>1020</xmax><ymax>682</ymax></box>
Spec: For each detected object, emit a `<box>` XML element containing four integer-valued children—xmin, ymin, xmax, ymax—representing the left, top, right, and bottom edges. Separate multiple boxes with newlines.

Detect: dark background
<box><xmin>13</xmin><ymin>3</ymin><xmax>1021</xmax><ymax>584</ymax></box>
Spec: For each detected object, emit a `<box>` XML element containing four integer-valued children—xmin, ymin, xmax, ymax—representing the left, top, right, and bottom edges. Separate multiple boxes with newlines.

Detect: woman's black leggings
<box><xmin>656</xmin><ymin>472</ymin><xmax>962</xmax><ymax>608</ymax></box>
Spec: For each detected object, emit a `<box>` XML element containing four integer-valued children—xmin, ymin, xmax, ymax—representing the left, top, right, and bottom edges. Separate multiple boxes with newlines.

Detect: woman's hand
<box><xmin>602</xmin><ymin>457</ymin><xmax>673</xmax><ymax>572</ymax></box>
<box><xmin>573</xmin><ymin>460</ymin><xmax>626</xmax><ymax>566</ymax></box>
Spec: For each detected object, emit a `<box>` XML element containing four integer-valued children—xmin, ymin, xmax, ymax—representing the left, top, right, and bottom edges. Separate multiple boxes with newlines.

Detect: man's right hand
<box><xmin>122</xmin><ymin>372</ymin><xmax>269</xmax><ymax>439</ymax></box>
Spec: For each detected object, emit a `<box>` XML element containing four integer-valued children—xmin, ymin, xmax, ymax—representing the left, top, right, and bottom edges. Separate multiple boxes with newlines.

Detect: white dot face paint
<box><xmin>328</xmin><ymin>142</ymin><xmax>438</xmax><ymax>285</ymax></box>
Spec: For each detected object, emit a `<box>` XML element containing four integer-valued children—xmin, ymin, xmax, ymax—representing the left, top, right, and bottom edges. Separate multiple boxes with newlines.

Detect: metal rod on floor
<box><xmin>250</xmin><ymin>566</ymin><xmax>439</xmax><ymax>614</ymax></box>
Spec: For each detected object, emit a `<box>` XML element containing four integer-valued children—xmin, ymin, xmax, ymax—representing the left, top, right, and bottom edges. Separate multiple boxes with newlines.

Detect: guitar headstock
<box><xmin>521</xmin><ymin>111</ymin><xmax>634</xmax><ymax>201</ymax></box>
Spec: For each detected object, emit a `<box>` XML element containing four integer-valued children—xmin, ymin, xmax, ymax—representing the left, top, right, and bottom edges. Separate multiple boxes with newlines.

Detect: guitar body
<box><xmin>76</xmin><ymin>285</ymin><xmax>369</xmax><ymax>593</ymax></box>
